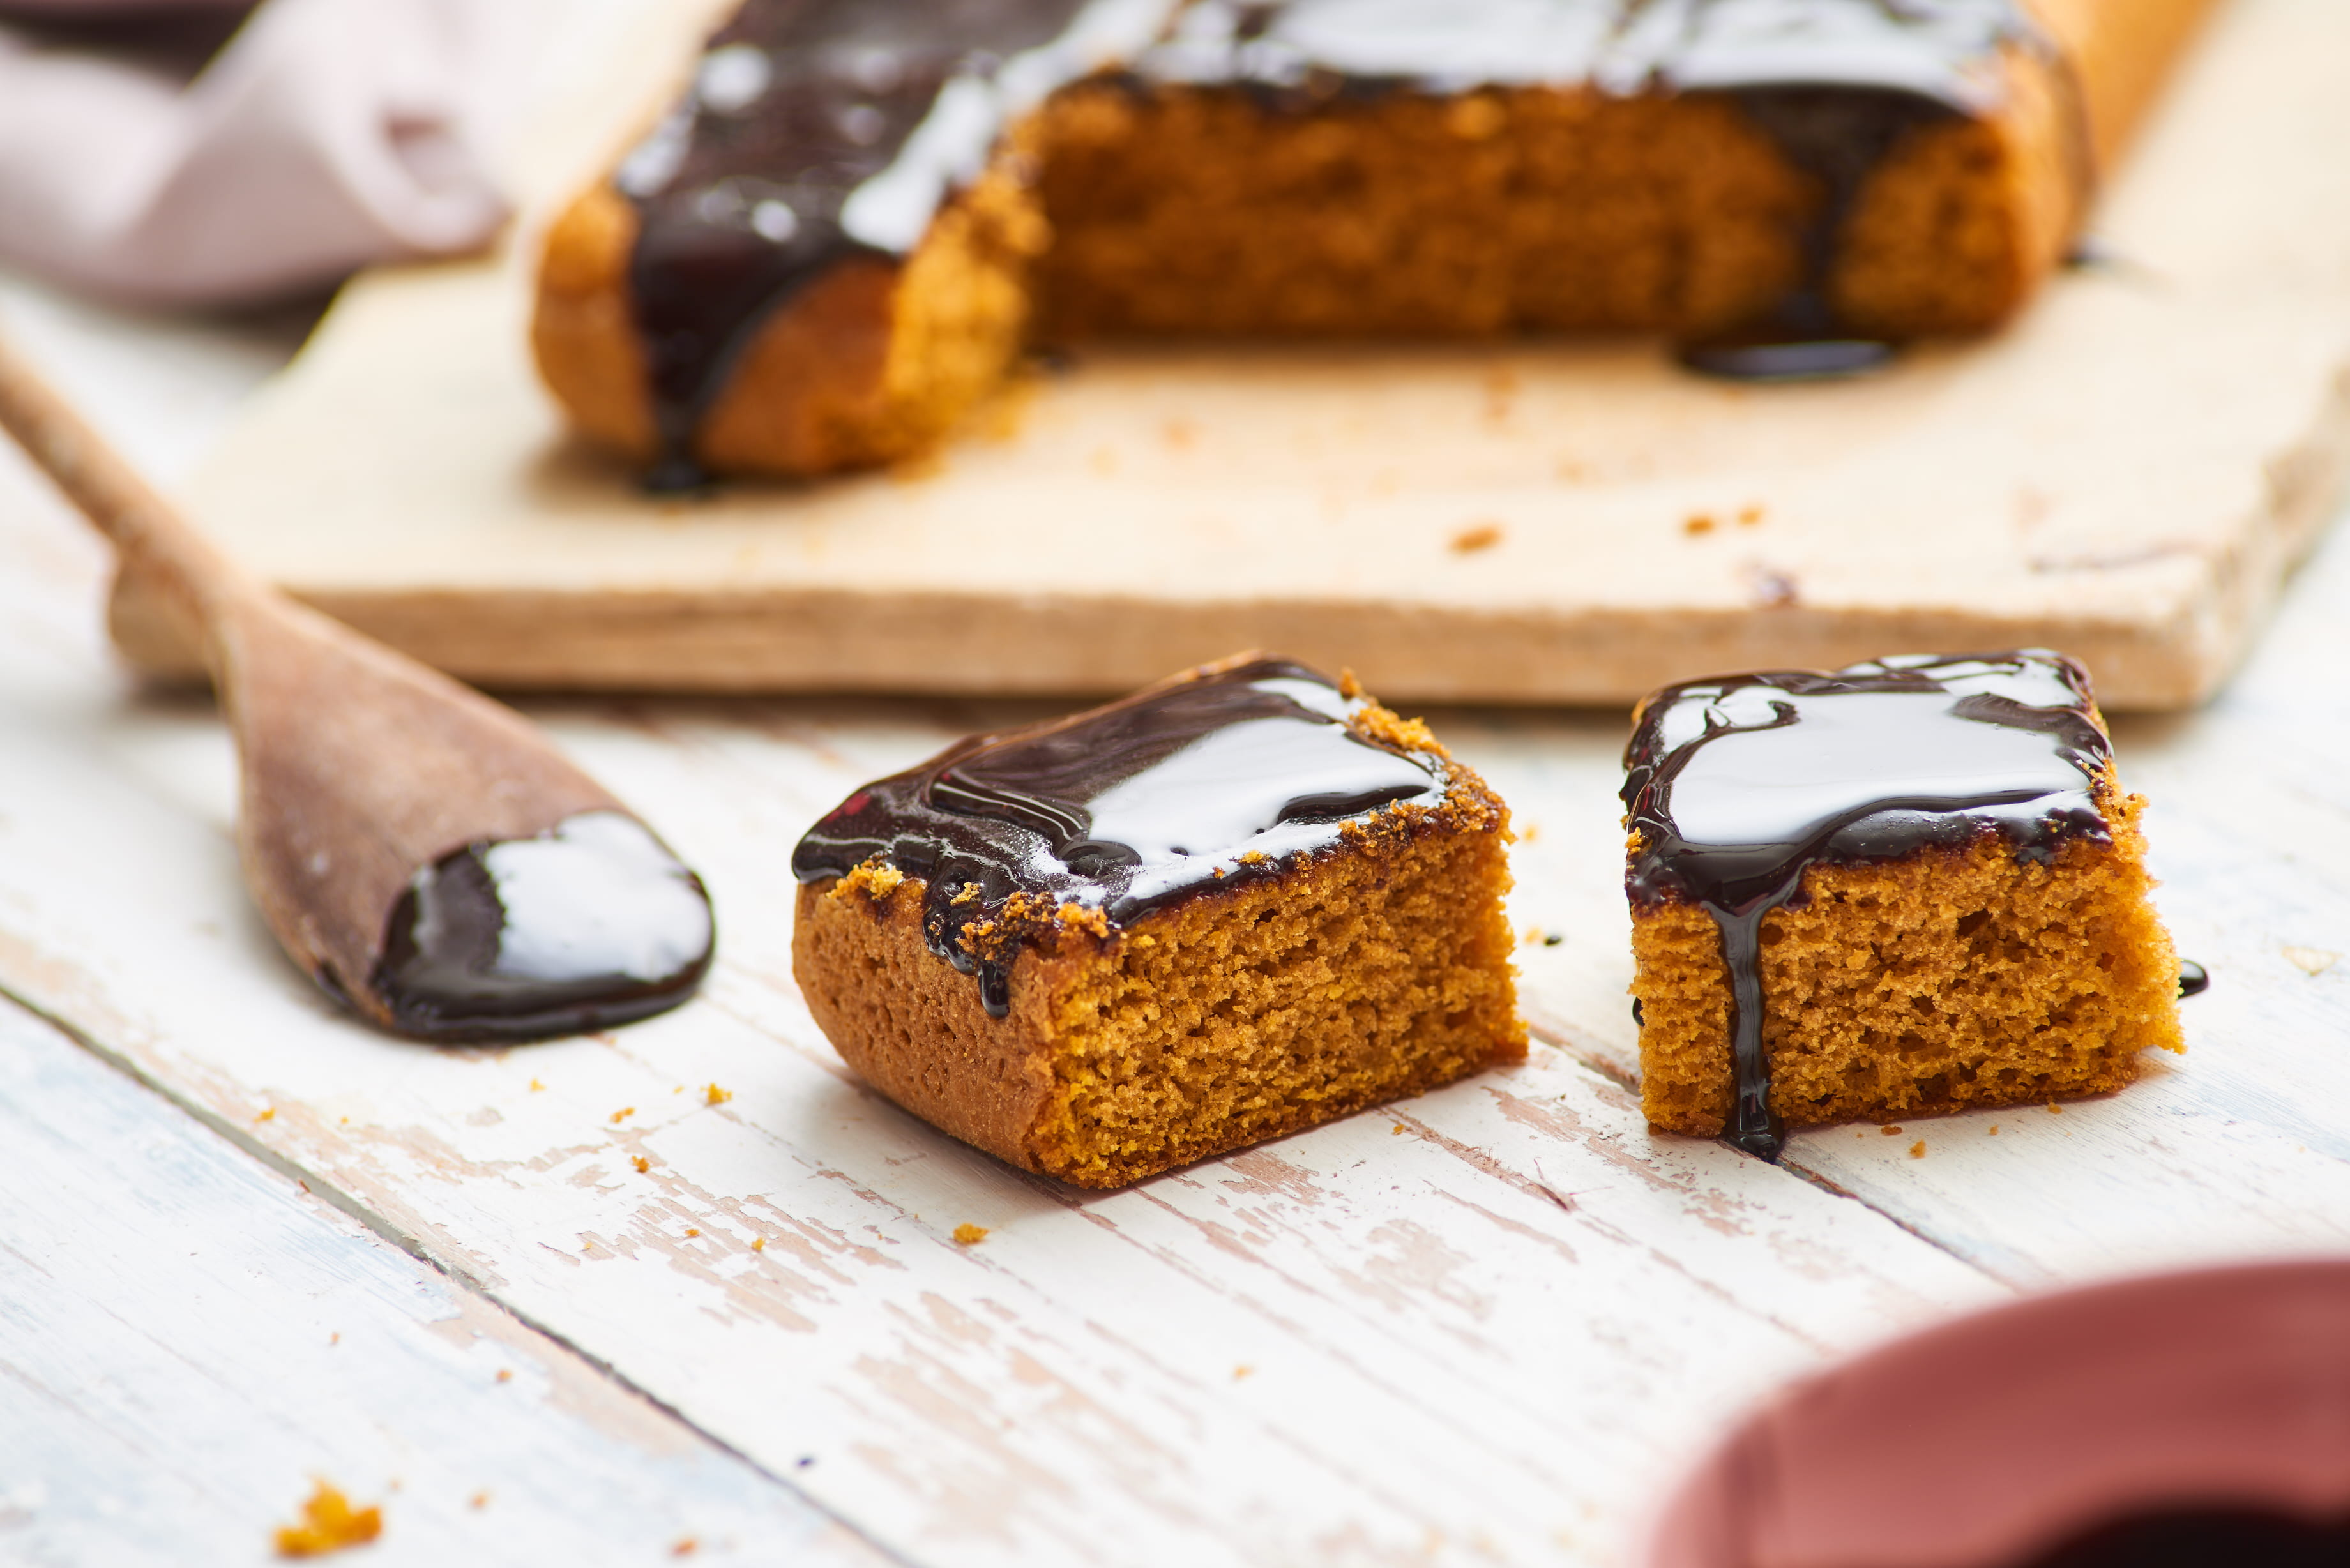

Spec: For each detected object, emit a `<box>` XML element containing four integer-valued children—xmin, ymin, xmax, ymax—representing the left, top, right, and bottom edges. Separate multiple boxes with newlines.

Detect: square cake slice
<box><xmin>791</xmin><ymin>653</ymin><xmax>1525</xmax><ymax>1189</ymax></box>
<box><xmin>1623</xmin><ymin>651</ymin><xmax>2183</xmax><ymax>1160</ymax></box>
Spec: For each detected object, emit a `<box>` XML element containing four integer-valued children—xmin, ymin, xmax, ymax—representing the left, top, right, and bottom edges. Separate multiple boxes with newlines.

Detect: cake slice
<box><xmin>1623</xmin><ymin>651</ymin><xmax>2183</xmax><ymax>1160</ymax></box>
<box><xmin>790</xmin><ymin>652</ymin><xmax>1524</xmax><ymax>1188</ymax></box>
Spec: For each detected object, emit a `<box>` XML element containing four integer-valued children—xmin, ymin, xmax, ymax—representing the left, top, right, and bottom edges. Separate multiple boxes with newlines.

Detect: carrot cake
<box><xmin>532</xmin><ymin>0</ymin><xmax>2217</xmax><ymax>485</ymax></box>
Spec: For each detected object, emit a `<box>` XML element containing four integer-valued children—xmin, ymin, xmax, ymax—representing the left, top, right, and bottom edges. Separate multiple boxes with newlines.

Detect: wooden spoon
<box><xmin>0</xmin><ymin>331</ymin><xmax>714</xmax><ymax>1042</ymax></box>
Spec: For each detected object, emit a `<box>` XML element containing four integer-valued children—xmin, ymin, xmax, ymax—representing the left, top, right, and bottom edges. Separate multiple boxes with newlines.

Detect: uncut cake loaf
<box><xmin>789</xmin><ymin>653</ymin><xmax>1524</xmax><ymax>1188</ymax></box>
<box><xmin>1621</xmin><ymin>651</ymin><xmax>2183</xmax><ymax>1159</ymax></box>
<box><xmin>533</xmin><ymin>0</ymin><xmax>2217</xmax><ymax>485</ymax></box>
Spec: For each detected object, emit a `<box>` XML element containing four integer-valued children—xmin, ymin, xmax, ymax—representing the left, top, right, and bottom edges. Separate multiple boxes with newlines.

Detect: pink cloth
<box><xmin>0</xmin><ymin>0</ymin><xmax>523</xmax><ymax>305</ymax></box>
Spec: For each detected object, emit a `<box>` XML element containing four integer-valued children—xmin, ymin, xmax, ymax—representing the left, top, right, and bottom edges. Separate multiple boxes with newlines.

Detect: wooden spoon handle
<box><xmin>0</xmin><ymin>328</ymin><xmax>243</xmax><ymax>621</ymax></box>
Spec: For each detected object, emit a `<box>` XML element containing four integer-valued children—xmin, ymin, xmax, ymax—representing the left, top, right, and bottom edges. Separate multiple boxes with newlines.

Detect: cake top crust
<box><xmin>792</xmin><ymin>654</ymin><xmax>1449</xmax><ymax>1014</ymax></box>
<box><xmin>1624</xmin><ymin>650</ymin><xmax>2114</xmax><ymax>918</ymax></box>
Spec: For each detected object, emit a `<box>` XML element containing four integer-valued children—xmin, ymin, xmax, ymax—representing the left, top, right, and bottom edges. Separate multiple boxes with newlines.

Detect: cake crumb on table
<box><xmin>468</xmin><ymin>1493</ymin><xmax>489</xmax><ymax>1510</ymax></box>
<box><xmin>752</xmin><ymin>1237</ymin><xmax>766</xmax><ymax>1252</ymax></box>
<box><xmin>1880</xmin><ymin>1126</ymin><xmax>1903</xmax><ymax>1136</ymax></box>
<box><xmin>528</xmin><ymin>1079</ymin><xmax>544</xmax><ymax>1092</ymax></box>
<box><xmin>632</xmin><ymin>1156</ymin><xmax>649</xmax><ymax>1173</ymax></box>
<box><xmin>1909</xmin><ymin>1141</ymin><xmax>1926</xmax><ymax>1159</ymax></box>
<box><xmin>1990</xmin><ymin>1124</ymin><xmax>2001</xmax><ymax>1135</ymax></box>
<box><xmin>610</xmin><ymin>1107</ymin><xmax>634</xmax><ymax>1124</ymax></box>
<box><xmin>1450</xmin><ymin>522</ymin><xmax>1504</xmax><ymax>554</ymax></box>
<box><xmin>256</xmin><ymin>1108</ymin><xmax>275</xmax><ymax>1122</ymax></box>
<box><xmin>273</xmin><ymin>1481</ymin><xmax>380</xmax><ymax>1558</ymax></box>
<box><xmin>495</xmin><ymin>1369</ymin><xmax>512</xmax><ymax>1383</ymax></box>
<box><xmin>953</xmin><ymin>1224</ymin><xmax>989</xmax><ymax>1246</ymax></box>
<box><xmin>704</xmin><ymin>1083</ymin><xmax>732</xmax><ymax>1105</ymax></box>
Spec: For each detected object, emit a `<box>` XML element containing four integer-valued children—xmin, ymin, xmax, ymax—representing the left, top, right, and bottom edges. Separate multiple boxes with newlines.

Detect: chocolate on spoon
<box><xmin>0</xmin><ymin>331</ymin><xmax>713</xmax><ymax>1042</ymax></box>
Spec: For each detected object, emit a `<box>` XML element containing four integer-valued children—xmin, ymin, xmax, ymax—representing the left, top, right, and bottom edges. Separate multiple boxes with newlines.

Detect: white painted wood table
<box><xmin>4</xmin><ymin>266</ymin><xmax>2349</xmax><ymax>1568</ymax></box>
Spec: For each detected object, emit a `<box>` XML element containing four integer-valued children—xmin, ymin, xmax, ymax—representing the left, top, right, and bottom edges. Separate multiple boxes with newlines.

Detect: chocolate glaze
<box><xmin>791</xmin><ymin>657</ymin><xmax>1446</xmax><ymax>1017</ymax></box>
<box><xmin>616</xmin><ymin>0</ymin><xmax>1151</xmax><ymax>489</ymax></box>
<box><xmin>2014</xmin><ymin>1507</ymin><xmax>2350</xmax><ymax>1568</ymax></box>
<box><xmin>2178</xmin><ymin>958</ymin><xmax>2210</xmax><ymax>998</ymax></box>
<box><xmin>1623</xmin><ymin>651</ymin><xmax>2115</xmax><ymax>1161</ymax></box>
<box><xmin>370</xmin><ymin>810</ymin><xmax>715</xmax><ymax>1042</ymax></box>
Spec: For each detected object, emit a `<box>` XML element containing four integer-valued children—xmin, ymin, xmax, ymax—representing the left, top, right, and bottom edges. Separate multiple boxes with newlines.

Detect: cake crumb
<box><xmin>2048</xmin><ymin>1102</ymin><xmax>2065</xmax><ymax>1114</ymax></box>
<box><xmin>685</xmin><ymin>1228</ymin><xmax>701</xmax><ymax>1238</ymax></box>
<box><xmin>1989</xmin><ymin>1124</ymin><xmax>2001</xmax><ymax>1135</ymax></box>
<box><xmin>953</xmin><ymin>1224</ymin><xmax>989</xmax><ymax>1246</ymax></box>
<box><xmin>1233</xmin><ymin>1364</ymin><xmax>1255</xmax><ymax>1380</ymax></box>
<box><xmin>1450</xmin><ymin>522</ymin><xmax>1504</xmax><ymax>554</ymax></box>
<box><xmin>611</xmin><ymin>1107</ymin><xmax>635</xmax><ymax>1124</ymax></box>
<box><xmin>2284</xmin><ymin>945</ymin><xmax>2340</xmax><ymax>976</ymax></box>
<box><xmin>632</xmin><ymin>1156</ymin><xmax>650</xmax><ymax>1173</ymax></box>
<box><xmin>1880</xmin><ymin>1125</ymin><xmax>1903</xmax><ymax>1135</ymax></box>
<box><xmin>1392</xmin><ymin>1124</ymin><xmax>1407</xmax><ymax>1135</ymax></box>
<box><xmin>1909</xmin><ymin>1140</ymin><xmax>1926</xmax><ymax>1158</ymax></box>
<box><xmin>257</xmin><ymin>1108</ymin><xmax>275</xmax><ymax>1122</ymax></box>
<box><xmin>752</xmin><ymin>1237</ymin><xmax>766</xmax><ymax>1252</ymax></box>
<box><xmin>1738</xmin><ymin>505</ymin><xmax>1765</xmax><ymax>527</ymax></box>
<box><xmin>1519</xmin><ymin>824</ymin><xmax>1540</xmax><ymax>843</ymax></box>
<box><xmin>704</xmin><ymin>1083</ymin><xmax>733</xmax><ymax>1106</ymax></box>
<box><xmin>495</xmin><ymin>1369</ymin><xmax>512</xmax><ymax>1383</ymax></box>
<box><xmin>469</xmin><ymin>1493</ymin><xmax>489</xmax><ymax>1510</ymax></box>
<box><xmin>529</xmin><ymin>1079</ymin><xmax>545</xmax><ymax>1092</ymax></box>
<box><xmin>1162</xmin><ymin>416</ymin><xmax>1197</xmax><ymax>449</ymax></box>
<box><xmin>1682</xmin><ymin>514</ymin><xmax>1715</xmax><ymax>536</ymax></box>
<box><xmin>672</xmin><ymin>1538</ymin><xmax>699</xmax><ymax>1557</ymax></box>
<box><xmin>273</xmin><ymin>1481</ymin><xmax>381</xmax><ymax>1557</ymax></box>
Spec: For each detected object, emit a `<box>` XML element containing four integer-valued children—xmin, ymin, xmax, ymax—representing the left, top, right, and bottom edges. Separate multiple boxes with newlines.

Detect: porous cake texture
<box><xmin>1623</xmin><ymin>651</ymin><xmax>2182</xmax><ymax>1159</ymax></box>
<box><xmin>790</xmin><ymin>654</ymin><xmax>1524</xmax><ymax>1189</ymax></box>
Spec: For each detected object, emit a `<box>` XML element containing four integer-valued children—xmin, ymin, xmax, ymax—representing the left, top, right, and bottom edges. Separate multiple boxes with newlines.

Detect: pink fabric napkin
<box><xmin>0</xmin><ymin>0</ymin><xmax>524</xmax><ymax>305</ymax></box>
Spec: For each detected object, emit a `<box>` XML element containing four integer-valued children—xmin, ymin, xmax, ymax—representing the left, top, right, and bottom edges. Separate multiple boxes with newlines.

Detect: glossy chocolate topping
<box><xmin>370</xmin><ymin>811</ymin><xmax>716</xmax><ymax>1041</ymax></box>
<box><xmin>791</xmin><ymin>657</ymin><xmax>1447</xmax><ymax>1016</ymax></box>
<box><xmin>617</xmin><ymin>0</ymin><xmax>1160</xmax><ymax>489</ymax></box>
<box><xmin>1623</xmin><ymin>651</ymin><xmax>2114</xmax><ymax>1160</ymax></box>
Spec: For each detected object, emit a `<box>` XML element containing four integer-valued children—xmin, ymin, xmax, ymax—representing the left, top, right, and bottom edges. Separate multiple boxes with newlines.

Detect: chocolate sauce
<box><xmin>370</xmin><ymin>810</ymin><xmax>715</xmax><ymax>1042</ymax></box>
<box><xmin>2012</xmin><ymin>1506</ymin><xmax>2350</xmax><ymax>1568</ymax></box>
<box><xmin>617</xmin><ymin>0</ymin><xmax>1161</xmax><ymax>488</ymax></box>
<box><xmin>791</xmin><ymin>658</ymin><xmax>1446</xmax><ymax>1016</ymax></box>
<box><xmin>1623</xmin><ymin>651</ymin><xmax>2115</xmax><ymax>1161</ymax></box>
<box><xmin>2178</xmin><ymin>958</ymin><xmax>2210</xmax><ymax>998</ymax></box>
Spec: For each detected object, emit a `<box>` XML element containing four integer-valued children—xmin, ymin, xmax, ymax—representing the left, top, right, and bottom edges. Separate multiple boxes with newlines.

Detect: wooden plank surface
<box><xmin>0</xmin><ymin>990</ymin><xmax>888</xmax><ymax>1566</ymax></box>
<box><xmin>6</xmin><ymin>405</ymin><xmax>2009</xmax><ymax>1566</ymax></box>
<box><xmin>112</xmin><ymin>0</ymin><xmax>2350</xmax><ymax>711</ymax></box>
<box><xmin>18</xmin><ymin>290</ymin><xmax>2350</xmax><ymax>1564</ymax></box>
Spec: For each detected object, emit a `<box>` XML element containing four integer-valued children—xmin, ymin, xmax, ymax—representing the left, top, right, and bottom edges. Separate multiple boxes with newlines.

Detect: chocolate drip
<box><xmin>2178</xmin><ymin>958</ymin><xmax>2210</xmax><ymax>998</ymax></box>
<box><xmin>2013</xmin><ymin>1507</ymin><xmax>2350</xmax><ymax>1568</ymax></box>
<box><xmin>618</xmin><ymin>0</ymin><xmax>1100</xmax><ymax>489</ymax></box>
<box><xmin>791</xmin><ymin>657</ymin><xmax>1446</xmax><ymax>1017</ymax></box>
<box><xmin>370</xmin><ymin>810</ymin><xmax>715</xmax><ymax>1042</ymax></box>
<box><xmin>1622</xmin><ymin>651</ymin><xmax>2115</xmax><ymax>1161</ymax></box>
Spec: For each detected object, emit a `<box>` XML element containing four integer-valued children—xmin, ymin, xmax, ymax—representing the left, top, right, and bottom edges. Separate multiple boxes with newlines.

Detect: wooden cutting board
<box><xmin>116</xmin><ymin>0</ymin><xmax>2350</xmax><ymax>711</ymax></box>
